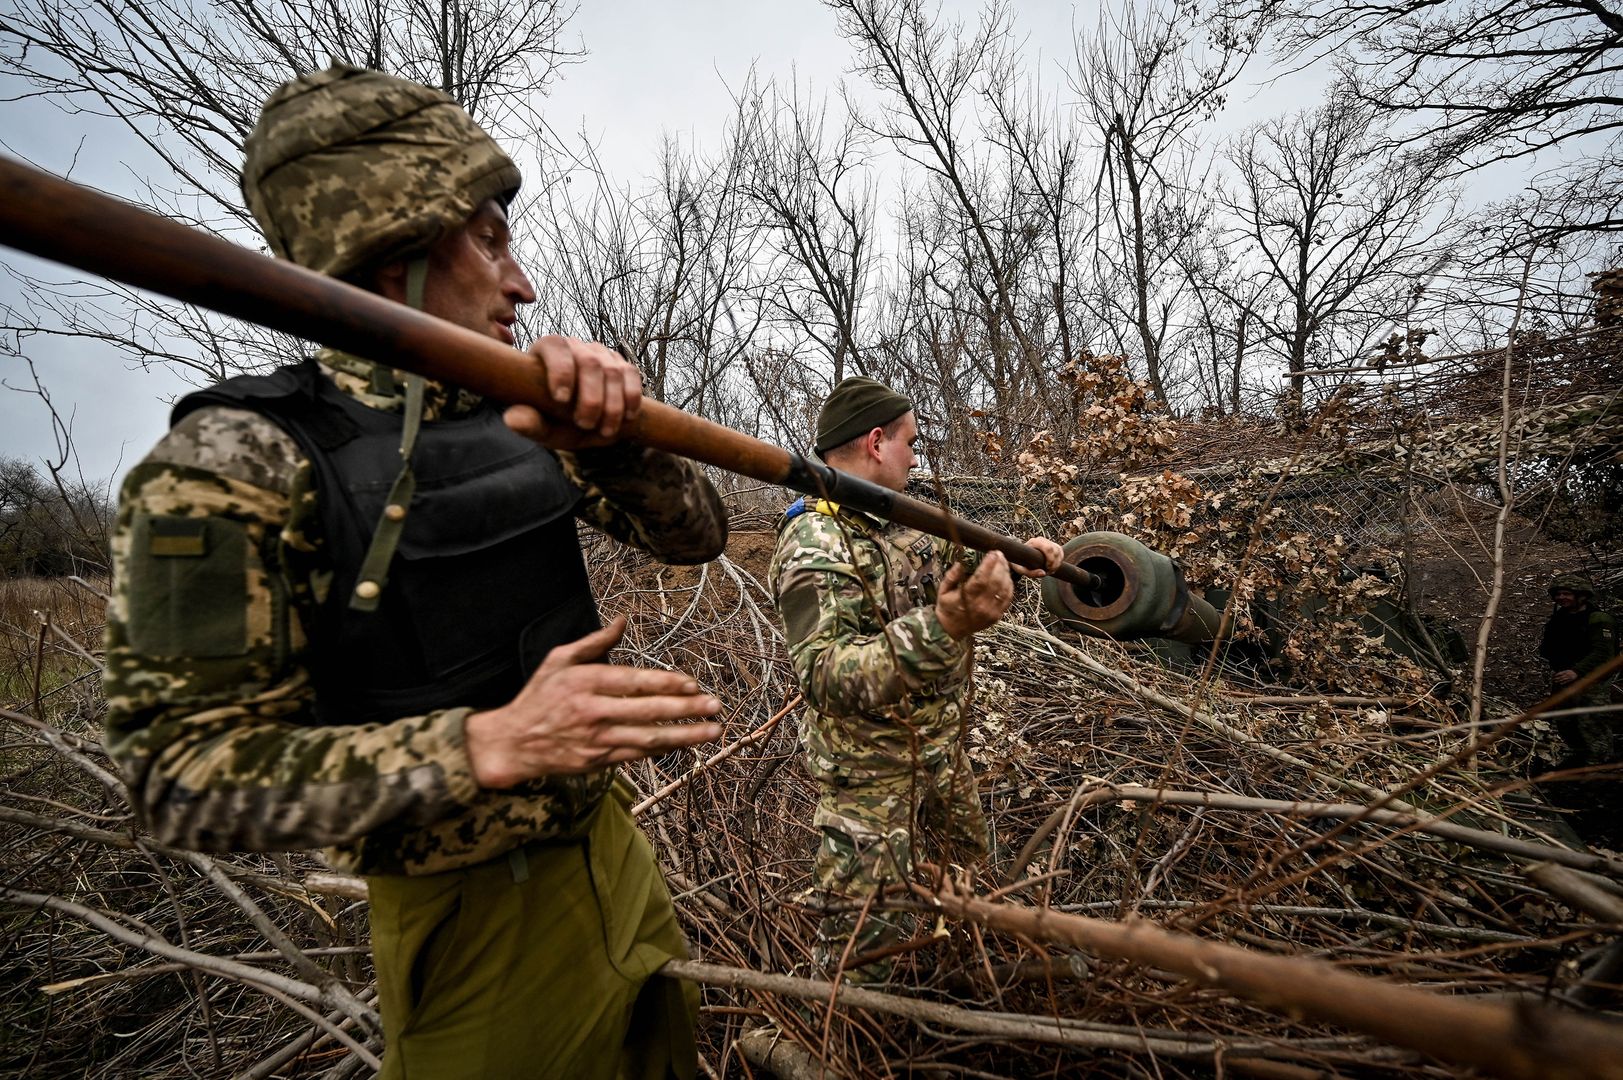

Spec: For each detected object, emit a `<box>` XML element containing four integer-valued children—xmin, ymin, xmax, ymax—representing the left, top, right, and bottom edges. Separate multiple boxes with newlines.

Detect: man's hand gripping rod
<box><xmin>0</xmin><ymin>157</ymin><xmax>1097</xmax><ymax>590</ymax></box>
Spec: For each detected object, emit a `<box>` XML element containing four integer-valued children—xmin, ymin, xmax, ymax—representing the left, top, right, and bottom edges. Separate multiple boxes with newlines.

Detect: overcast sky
<box><xmin>0</xmin><ymin>0</ymin><xmax>1338</xmax><ymax>488</ymax></box>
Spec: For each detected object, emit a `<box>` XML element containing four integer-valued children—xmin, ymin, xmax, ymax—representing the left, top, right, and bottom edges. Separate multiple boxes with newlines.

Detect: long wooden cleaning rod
<box><xmin>0</xmin><ymin>157</ymin><xmax>1098</xmax><ymax>590</ymax></box>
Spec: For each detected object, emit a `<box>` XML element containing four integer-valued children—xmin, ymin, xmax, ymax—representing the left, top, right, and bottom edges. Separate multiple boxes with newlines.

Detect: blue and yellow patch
<box><xmin>784</xmin><ymin>496</ymin><xmax>841</xmax><ymax>521</ymax></box>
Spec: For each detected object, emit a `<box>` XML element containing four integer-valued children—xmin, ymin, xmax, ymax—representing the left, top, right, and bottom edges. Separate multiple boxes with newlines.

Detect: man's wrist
<box><xmin>933</xmin><ymin>602</ymin><xmax>979</xmax><ymax>643</ymax></box>
<box><xmin>463</xmin><ymin>707</ymin><xmax>517</xmax><ymax>789</ymax></box>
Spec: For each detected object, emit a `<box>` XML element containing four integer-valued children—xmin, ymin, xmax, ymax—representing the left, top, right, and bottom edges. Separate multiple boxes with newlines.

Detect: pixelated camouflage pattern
<box><xmin>768</xmin><ymin>502</ymin><xmax>973</xmax><ymax>774</ymax></box>
<box><xmin>105</xmin><ymin>355</ymin><xmax>726</xmax><ymax>875</ymax></box>
<box><xmin>809</xmin><ymin>746</ymin><xmax>988</xmax><ymax>985</ymax></box>
<box><xmin>241</xmin><ymin>64</ymin><xmax>521</xmax><ymax>279</ymax></box>
<box><xmin>1539</xmin><ymin>599</ymin><xmax>1618</xmax><ymax>766</ymax></box>
<box><xmin>1555</xmin><ymin>694</ymin><xmax>1617</xmax><ymax>766</ymax></box>
<box><xmin>322</xmin><ymin>349</ymin><xmax>484</xmax><ymax>419</ymax></box>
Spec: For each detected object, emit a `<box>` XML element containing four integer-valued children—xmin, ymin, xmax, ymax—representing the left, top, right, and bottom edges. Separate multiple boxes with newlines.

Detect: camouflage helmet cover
<box><xmin>1549</xmin><ymin>572</ymin><xmax>1596</xmax><ymax>597</ymax></box>
<box><xmin>241</xmin><ymin>64</ymin><xmax>521</xmax><ymax>278</ymax></box>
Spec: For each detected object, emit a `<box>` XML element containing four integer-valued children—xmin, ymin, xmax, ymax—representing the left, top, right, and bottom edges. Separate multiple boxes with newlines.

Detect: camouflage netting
<box><xmin>925</xmin><ymin>284</ymin><xmax>1620</xmax><ymax>710</ymax></box>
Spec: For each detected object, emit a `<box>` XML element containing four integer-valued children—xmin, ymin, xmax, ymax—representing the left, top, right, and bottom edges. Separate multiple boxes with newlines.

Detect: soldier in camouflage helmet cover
<box><xmin>767</xmin><ymin>378</ymin><xmax>1065</xmax><ymax>986</ymax></box>
<box><xmin>105</xmin><ymin>65</ymin><xmax>728</xmax><ymax>1079</ymax></box>
<box><xmin>1539</xmin><ymin>572</ymin><xmax>1619</xmax><ymax>767</ymax></box>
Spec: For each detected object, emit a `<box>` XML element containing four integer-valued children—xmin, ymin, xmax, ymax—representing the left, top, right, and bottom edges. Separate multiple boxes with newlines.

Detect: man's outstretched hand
<box><xmin>464</xmin><ymin>616</ymin><xmax>723</xmax><ymax>789</ymax></box>
<box><xmin>1012</xmin><ymin>536</ymin><xmax>1066</xmax><ymax>579</ymax></box>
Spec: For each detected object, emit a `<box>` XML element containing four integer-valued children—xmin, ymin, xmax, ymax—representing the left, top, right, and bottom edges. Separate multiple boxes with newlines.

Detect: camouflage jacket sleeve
<box><xmin>560</xmin><ymin>443</ymin><xmax>727</xmax><ymax>564</ymax></box>
<box><xmin>771</xmin><ymin>513</ymin><xmax>967</xmax><ymax>717</ymax></box>
<box><xmin>1573</xmin><ymin>610</ymin><xmax>1619</xmax><ymax>677</ymax></box>
<box><xmin>103</xmin><ymin>406</ymin><xmax>482</xmax><ymax>855</ymax></box>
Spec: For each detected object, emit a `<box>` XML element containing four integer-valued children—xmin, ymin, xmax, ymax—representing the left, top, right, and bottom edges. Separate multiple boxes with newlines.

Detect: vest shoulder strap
<box><xmin>172</xmin><ymin>360</ymin><xmax>359</xmax><ymax>451</ymax></box>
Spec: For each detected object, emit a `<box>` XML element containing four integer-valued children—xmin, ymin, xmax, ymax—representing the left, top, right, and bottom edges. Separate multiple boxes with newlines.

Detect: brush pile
<box><xmin>2</xmin><ymin>511</ymin><xmax>1620</xmax><ymax>1077</ymax></box>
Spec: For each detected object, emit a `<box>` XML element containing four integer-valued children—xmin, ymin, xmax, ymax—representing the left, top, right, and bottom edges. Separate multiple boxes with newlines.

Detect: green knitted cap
<box><xmin>814</xmin><ymin>377</ymin><xmax>913</xmax><ymax>455</ymax></box>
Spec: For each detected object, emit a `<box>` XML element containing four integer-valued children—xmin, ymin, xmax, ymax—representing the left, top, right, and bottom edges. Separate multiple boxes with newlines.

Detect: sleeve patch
<box><xmin>146</xmin><ymin>517</ymin><xmax>208</xmax><ymax>558</ymax></box>
<box><xmin>779</xmin><ymin>583</ymin><xmax>822</xmax><ymax>647</ymax></box>
<box><xmin>127</xmin><ymin>513</ymin><xmax>249</xmax><ymax>659</ymax></box>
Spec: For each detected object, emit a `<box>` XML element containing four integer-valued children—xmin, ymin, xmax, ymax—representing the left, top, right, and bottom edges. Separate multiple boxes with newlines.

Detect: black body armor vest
<box><xmin>174</xmin><ymin>360</ymin><xmax>600</xmax><ymax>724</ymax></box>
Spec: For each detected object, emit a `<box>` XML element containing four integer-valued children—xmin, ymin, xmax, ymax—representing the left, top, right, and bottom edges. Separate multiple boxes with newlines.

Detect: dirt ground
<box><xmin>722</xmin><ymin>529</ymin><xmax>779</xmax><ymax>579</ymax></box>
<box><xmin>1403</xmin><ymin>503</ymin><xmax>1603</xmax><ymax>708</ymax></box>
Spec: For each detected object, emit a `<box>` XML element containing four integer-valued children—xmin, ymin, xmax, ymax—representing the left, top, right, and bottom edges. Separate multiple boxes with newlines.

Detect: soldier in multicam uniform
<box><xmin>1539</xmin><ymin>572</ymin><xmax>1619</xmax><ymax>768</ymax></box>
<box><xmin>103</xmin><ymin>65</ymin><xmax>728</xmax><ymax>1079</ymax></box>
<box><xmin>767</xmin><ymin>377</ymin><xmax>1064</xmax><ymax>986</ymax></box>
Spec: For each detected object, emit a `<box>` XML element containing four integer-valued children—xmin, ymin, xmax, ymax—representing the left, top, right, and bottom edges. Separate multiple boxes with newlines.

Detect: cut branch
<box><xmin>917</xmin><ymin>885</ymin><xmax>1623</xmax><ymax>1080</ymax></box>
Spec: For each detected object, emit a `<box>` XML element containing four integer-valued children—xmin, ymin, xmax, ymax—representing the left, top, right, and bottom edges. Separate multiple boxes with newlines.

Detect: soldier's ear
<box><xmin>372</xmin><ymin>260</ymin><xmax>408</xmax><ymax>303</ymax></box>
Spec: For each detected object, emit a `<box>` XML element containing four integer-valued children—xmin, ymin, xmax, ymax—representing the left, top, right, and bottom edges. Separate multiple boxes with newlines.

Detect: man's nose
<box><xmin>506</xmin><ymin>259</ymin><xmax>537</xmax><ymax>304</ymax></box>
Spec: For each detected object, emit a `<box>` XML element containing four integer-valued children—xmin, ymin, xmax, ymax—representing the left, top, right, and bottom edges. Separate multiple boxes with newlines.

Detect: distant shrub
<box><xmin>0</xmin><ymin>457</ymin><xmax>112</xmax><ymax>579</ymax></box>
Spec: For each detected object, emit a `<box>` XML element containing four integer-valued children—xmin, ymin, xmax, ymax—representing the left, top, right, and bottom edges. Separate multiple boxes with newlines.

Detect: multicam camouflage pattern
<box><xmin>105</xmin><ymin>352</ymin><xmax>727</xmax><ymax>875</ymax></box>
<box><xmin>810</xmin><ymin>746</ymin><xmax>988</xmax><ymax>985</ymax></box>
<box><xmin>241</xmin><ymin>64</ymin><xmax>521</xmax><ymax>279</ymax></box>
<box><xmin>769</xmin><ymin>502</ymin><xmax>974</xmax><ymax>774</ymax></box>
<box><xmin>769</xmin><ymin>500</ymin><xmax>992</xmax><ymax>982</ymax></box>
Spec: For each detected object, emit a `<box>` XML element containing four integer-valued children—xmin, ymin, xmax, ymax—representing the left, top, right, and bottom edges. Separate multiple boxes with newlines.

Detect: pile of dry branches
<box><xmin>3</xmin><ymin>519</ymin><xmax>1621</xmax><ymax>1078</ymax></box>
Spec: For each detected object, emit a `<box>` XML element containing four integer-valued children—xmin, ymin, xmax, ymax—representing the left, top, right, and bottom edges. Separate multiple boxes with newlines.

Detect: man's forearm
<box><xmin>109</xmin><ymin>699</ymin><xmax>479</xmax><ymax>853</ymax></box>
<box><xmin>564</xmin><ymin>443</ymin><xmax>727</xmax><ymax>563</ymax></box>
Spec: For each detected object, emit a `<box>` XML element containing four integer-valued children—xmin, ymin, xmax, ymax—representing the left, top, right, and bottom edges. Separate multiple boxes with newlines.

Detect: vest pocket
<box><xmin>126</xmin><ymin>513</ymin><xmax>249</xmax><ymax>659</ymax></box>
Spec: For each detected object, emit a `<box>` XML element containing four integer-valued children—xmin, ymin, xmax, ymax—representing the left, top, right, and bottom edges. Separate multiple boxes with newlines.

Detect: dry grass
<box><xmin>0</xmin><ymin>576</ymin><xmax>107</xmax><ymax>713</ymax></box>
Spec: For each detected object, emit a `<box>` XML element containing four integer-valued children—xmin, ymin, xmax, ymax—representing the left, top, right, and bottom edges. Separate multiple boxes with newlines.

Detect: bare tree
<box><xmin>738</xmin><ymin>78</ymin><xmax>879</xmax><ymax>387</ymax></box>
<box><xmin>1</xmin><ymin>0</ymin><xmax>578</xmax><ymax>223</ymax></box>
<box><xmin>0</xmin><ymin>364</ymin><xmax>113</xmax><ymax>577</ymax></box>
<box><xmin>532</xmin><ymin>125</ymin><xmax>772</xmax><ymax>426</ymax></box>
<box><xmin>0</xmin><ymin>0</ymin><xmax>580</xmax><ymax>378</ymax></box>
<box><xmin>1236</xmin><ymin>0</ymin><xmax>1623</xmax><ymax>238</ymax></box>
<box><xmin>981</xmin><ymin>66</ymin><xmax>1095</xmax><ymax>398</ymax></box>
<box><xmin>1071</xmin><ymin>0</ymin><xmax>1246</xmax><ymax>404</ymax></box>
<box><xmin>1177</xmin><ymin>224</ymin><xmax>1264</xmax><ymax>415</ymax></box>
<box><xmin>828</xmin><ymin>0</ymin><xmax>1061</xmax><ymax>415</ymax></box>
<box><xmin>1221</xmin><ymin>95</ymin><xmax>1451</xmax><ymax>420</ymax></box>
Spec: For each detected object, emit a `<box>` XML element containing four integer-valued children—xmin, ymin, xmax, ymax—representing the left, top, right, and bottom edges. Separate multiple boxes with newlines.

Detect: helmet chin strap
<box><xmin>349</xmin><ymin>255</ymin><xmax>430</xmax><ymax>612</ymax></box>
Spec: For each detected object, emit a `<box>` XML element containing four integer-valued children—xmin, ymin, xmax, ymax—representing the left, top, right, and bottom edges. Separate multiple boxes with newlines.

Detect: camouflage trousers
<box><xmin>1556</xmin><ymin>682</ymin><xmax>1619</xmax><ymax>767</ymax></box>
<box><xmin>808</xmin><ymin>743</ymin><xmax>989</xmax><ymax>987</ymax></box>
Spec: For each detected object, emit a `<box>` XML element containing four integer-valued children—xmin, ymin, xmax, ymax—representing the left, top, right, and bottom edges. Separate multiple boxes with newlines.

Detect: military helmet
<box><xmin>1549</xmin><ymin>572</ymin><xmax>1596</xmax><ymax>597</ymax></box>
<box><xmin>241</xmin><ymin>64</ymin><xmax>521</xmax><ymax>279</ymax></box>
